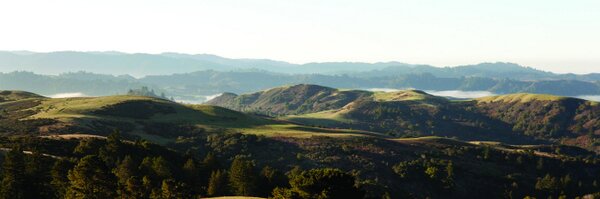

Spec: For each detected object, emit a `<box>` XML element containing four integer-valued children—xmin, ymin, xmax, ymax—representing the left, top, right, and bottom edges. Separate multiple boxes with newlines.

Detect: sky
<box><xmin>0</xmin><ymin>0</ymin><xmax>599</xmax><ymax>74</ymax></box>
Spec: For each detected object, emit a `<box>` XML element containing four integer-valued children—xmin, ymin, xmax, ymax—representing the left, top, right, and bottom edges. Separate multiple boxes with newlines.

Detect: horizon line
<box><xmin>1</xmin><ymin>49</ymin><xmax>594</xmax><ymax>75</ymax></box>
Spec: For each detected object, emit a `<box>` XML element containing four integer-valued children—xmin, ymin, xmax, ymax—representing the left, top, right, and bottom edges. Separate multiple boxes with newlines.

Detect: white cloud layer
<box><xmin>48</xmin><ymin>92</ymin><xmax>87</xmax><ymax>98</ymax></box>
<box><xmin>366</xmin><ymin>88</ymin><xmax>497</xmax><ymax>99</ymax></box>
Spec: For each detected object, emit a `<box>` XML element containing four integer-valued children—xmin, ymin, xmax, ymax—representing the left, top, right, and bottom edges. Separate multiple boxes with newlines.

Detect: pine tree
<box><xmin>114</xmin><ymin>155</ymin><xmax>139</xmax><ymax>196</ymax></box>
<box><xmin>124</xmin><ymin>176</ymin><xmax>145</xmax><ymax>199</ymax></box>
<box><xmin>25</xmin><ymin>151</ymin><xmax>54</xmax><ymax>198</ymax></box>
<box><xmin>278</xmin><ymin>168</ymin><xmax>364</xmax><ymax>199</ymax></box>
<box><xmin>161</xmin><ymin>179</ymin><xmax>177</xmax><ymax>199</ymax></box>
<box><xmin>535</xmin><ymin>174</ymin><xmax>560</xmax><ymax>195</ymax></box>
<box><xmin>444</xmin><ymin>161</ymin><xmax>455</xmax><ymax>189</ymax></box>
<box><xmin>114</xmin><ymin>155</ymin><xmax>138</xmax><ymax>185</ymax></box>
<box><xmin>228</xmin><ymin>157</ymin><xmax>257</xmax><ymax>196</ymax></box>
<box><xmin>73</xmin><ymin>139</ymin><xmax>102</xmax><ymax>155</ymax></box>
<box><xmin>66</xmin><ymin>155</ymin><xmax>117</xmax><ymax>199</ymax></box>
<box><xmin>182</xmin><ymin>158</ymin><xmax>201</xmax><ymax>193</ymax></box>
<box><xmin>152</xmin><ymin>157</ymin><xmax>173</xmax><ymax>180</ymax></box>
<box><xmin>160</xmin><ymin>179</ymin><xmax>192</xmax><ymax>199</ymax></box>
<box><xmin>203</xmin><ymin>152</ymin><xmax>220</xmax><ymax>172</ymax></box>
<box><xmin>141</xmin><ymin>176</ymin><xmax>154</xmax><ymax>198</ymax></box>
<box><xmin>140</xmin><ymin>156</ymin><xmax>173</xmax><ymax>182</ymax></box>
<box><xmin>0</xmin><ymin>147</ymin><xmax>26</xmax><ymax>199</ymax></box>
<box><xmin>446</xmin><ymin>161</ymin><xmax>454</xmax><ymax>179</ymax></box>
<box><xmin>207</xmin><ymin>170</ymin><xmax>228</xmax><ymax>196</ymax></box>
<box><xmin>100</xmin><ymin>130</ymin><xmax>124</xmax><ymax>166</ymax></box>
<box><xmin>258</xmin><ymin>166</ymin><xmax>288</xmax><ymax>197</ymax></box>
<box><xmin>51</xmin><ymin>159</ymin><xmax>72</xmax><ymax>199</ymax></box>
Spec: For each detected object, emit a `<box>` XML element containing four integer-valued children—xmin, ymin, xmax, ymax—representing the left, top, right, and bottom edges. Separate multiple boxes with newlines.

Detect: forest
<box><xmin>0</xmin><ymin>131</ymin><xmax>598</xmax><ymax>199</ymax></box>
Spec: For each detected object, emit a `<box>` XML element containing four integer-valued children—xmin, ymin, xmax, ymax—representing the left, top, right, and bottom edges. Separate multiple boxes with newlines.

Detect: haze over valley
<box><xmin>2</xmin><ymin>51</ymin><xmax>600</xmax><ymax>103</ymax></box>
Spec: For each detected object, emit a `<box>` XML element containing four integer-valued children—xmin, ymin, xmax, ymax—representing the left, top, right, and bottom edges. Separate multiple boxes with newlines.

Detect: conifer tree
<box><xmin>182</xmin><ymin>158</ymin><xmax>201</xmax><ymax>193</ymax></box>
<box><xmin>114</xmin><ymin>155</ymin><xmax>138</xmax><ymax>185</ymax></box>
<box><xmin>66</xmin><ymin>155</ymin><xmax>117</xmax><ymax>199</ymax></box>
<box><xmin>228</xmin><ymin>157</ymin><xmax>257</xmax><ymax>196</ymax></box>
<box><xmin>207</xmin><ymin>170</ymin><xmax>228</xmax><ymax>196</ymax></box>
<box><xmin>203</xmin><ymin>152</ymin><xmax>220</xmax><ymax>172</ymax></box>
<box><xmin>51</xmin><ymin>159</ymin><xmax>72</xmax><ymax>199</ymax></box>
<box><xmin>25</xmin><ymin>151</ymin><xmax>53</xmax><ymax>198</ymax></box>
<box><xmin>0</xmin><ymin>147</ymin><xmax>26</xmax><ymax>199</ymax></box>
<box><xmin>124</xmin><ymin>176</ymin><xmax>146</xmax><ymax>199</ymax></box>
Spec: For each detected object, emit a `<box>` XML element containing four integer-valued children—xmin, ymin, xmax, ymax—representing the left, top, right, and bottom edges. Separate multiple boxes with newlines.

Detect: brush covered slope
<box><xmin>205</xmin><ymin>84</ymin><xmax>372</xmax><ymax>116</ymax></box>
<box><xmin>476</xmin><ymin>94</ymin><xmax>600</xmax><ymax>151</ymax></box>
<box><xmin>207</xmin><ymin>84</ymin><xmax>600</xmax><ymax>152</ymax></box>
<box><xmin>1</xmin><ymin>130</ymin><xmax>599</xmax><ymax>199</ymax></box>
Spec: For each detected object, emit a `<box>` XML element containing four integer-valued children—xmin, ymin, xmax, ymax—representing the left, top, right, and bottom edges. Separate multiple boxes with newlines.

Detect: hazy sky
<box><xmin>1</xmin><ymin>0</ymin><xmax>599</xmax><ymax>74</ymax></box>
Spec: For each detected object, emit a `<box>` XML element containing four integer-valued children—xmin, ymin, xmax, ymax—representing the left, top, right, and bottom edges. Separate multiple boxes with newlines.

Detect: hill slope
<box><xmin>0</xmin><ymin>91</ymin><xmax>384</xmax><ymax>144</ymax></box>
<box><xmin>0</xmin><ymin>90</ymin><xmax>45</xmax><ymax>102</ymax></box>
<box><xmin>205</xmin><ymin>84</ymin><xmax>372</xmax><ymax>116</ymax></box>
<box><xmin>207</xmin><ymin>85</ymin><xmax>600</xmax><ymax>152</ymax></box>
<box><xmin>475</xmin><ymin>94</ymin><xmax>600</xmax><ymax>151</ymax></box>
<box><xmin>0</xmin><ymin>89</ymin><xmax>599</xmax><ymax>198</ymax></box>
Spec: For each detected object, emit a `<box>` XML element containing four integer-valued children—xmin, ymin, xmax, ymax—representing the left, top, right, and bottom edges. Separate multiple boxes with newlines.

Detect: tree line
<box><xmin>0</xmin><ymin>132</ymin><xmax>365</xmax><ymax>199</ymax></box>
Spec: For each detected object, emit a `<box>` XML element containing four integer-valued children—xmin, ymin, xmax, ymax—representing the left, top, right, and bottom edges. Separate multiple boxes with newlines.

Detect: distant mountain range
<box><xmin>0</xmin><ymin>51</ymin><xmax>598</xmax><ymax>80</ymax></box>
<box><xmin>1</xmin><ymin>70</ymin><xmax>599</xmax><ymax>102</ymax></box>
<box><xmin>0</xmin><ymin>51</ymin><xmax>599</xmax><ymax>101</ymax></box>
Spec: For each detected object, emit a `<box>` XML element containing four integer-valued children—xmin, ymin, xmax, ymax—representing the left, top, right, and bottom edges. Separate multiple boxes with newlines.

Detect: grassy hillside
<box><xmin>0</xmin><ymin>91</ymin><xmax>385</xmax><ymax>144</ymax></box>
<box><xmin>372</xmin><ymin>89</ymin><xmax>446</xmax><ymax>103</ymax></box>
<box><xmin>0</xmin><ymin>89</ymin><xmax>599</xmax><ymax>198</ymax></box>
<box><xmin>206</xmin><ymin>84</ymin><xmax>372</xmax><ymax>116</ymax></box>
<box><xmin>28</xmin><ymin>95</ymin><xmax>264</xmax><ymax>126</ymax></box>
<box><xmin>477</xmin><ymin>93</ymin><xmax>567</xmax><ymax>103</ymax></box>
<box><xmin>209</xmin><ymin>85</ymin><xmax>600</xmax><ymax>152</ymax></box>
<box><xmin>0</xmin><ymin>90</ymin><xmax>44</xmax><ymax>102</ymax></box>
<box><xmin>223</xmin><ymin>85</ymin><xmax>521</xmax><ymax>142</ymax></box>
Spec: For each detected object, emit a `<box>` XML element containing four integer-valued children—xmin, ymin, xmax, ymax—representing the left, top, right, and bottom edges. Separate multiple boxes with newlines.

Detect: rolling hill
<box><xmin>2</xmin><ymin>70</ymin><xmax>600</xmax><ymax>103</ymax></box>
<box><xmin>207</xmin><ymin>84</ymin><xmax>600</xmax><ymax>152</ymax></box>
<box><xmin>0</xmin><ymin>89</ymin><xmax>599</xmax><ymax>198</ymax></box>
<box><xmin>205</xmin><ymin>84</ymin><xmax>372</xmax><ymax>116</ymax></box>
<box><xmin>0</xmin><ymin>90</ymin><xmax>45</xmax><ymax>102</ymax></box>
<box><xmin>0</xmin><ymin>91</ymin><xmax>385</xmax><ymax>144</ymax></box>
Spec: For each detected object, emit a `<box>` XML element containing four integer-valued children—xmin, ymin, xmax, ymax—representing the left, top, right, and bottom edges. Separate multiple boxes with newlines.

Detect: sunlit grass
<box><xmin>477</xmin><ymin>93</ymin><xmax>566</xmax><ymax>103</ymax></box>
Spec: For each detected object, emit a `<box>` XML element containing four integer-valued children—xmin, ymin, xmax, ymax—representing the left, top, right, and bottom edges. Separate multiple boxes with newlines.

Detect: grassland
<box><xmin>476</xmin><ymin>93</ymin><xmax>567</xmax><ymax>103</ymax></box>
<box><xmin>283</xmin><ymin>90</ymin><xmax>449</xmax><ymax>126</ymax></box>
<box><xmin>27</xmin><ymin>95</ymin><xmax>268</xmax><ymax>126</ymax></box>
<box><xmin>371</xmin><ymin>90</ymin><xmax>441</xmax><ymax>102</ymax></box>
<box><xmin>4</xmin><ymin>88</ymin><xmax>599</xmax><ymax>153</ymax></box>
<box><xmin>284</xmin><ymin>108</ymin><xmax>352</xmax><ymax>126</ymax></box>
<box><xmin>237</xmin><ymin>123</ymin><xmax>385</xmax><ymax>138</ymax></box>
<box><xmin>0</xmin><ymin>90</ymin><xmax>44</xmax><ymax>102</ymax></box>
<box><xmin>12</xmin><ymin>95</ymin><xmax>381</xmax><ymax>142</ymax></box>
